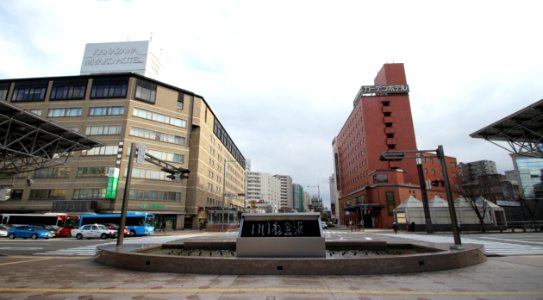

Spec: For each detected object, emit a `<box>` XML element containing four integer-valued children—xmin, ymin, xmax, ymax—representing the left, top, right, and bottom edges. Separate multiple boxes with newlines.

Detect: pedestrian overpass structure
<box><xmin>471</xmin><ymin>98</ymin><xmax>543</xmax><ymax>158</ymax></box>
<box><xmin>0</xmin><ymin>100</ymin><xmax>102</xmax><ymax>175</ymax></box>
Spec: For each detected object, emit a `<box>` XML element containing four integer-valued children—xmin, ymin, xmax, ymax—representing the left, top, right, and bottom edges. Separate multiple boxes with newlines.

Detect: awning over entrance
<box><xmin>344</xmin><ymin>203</ymin><xmax>384</xmax><ymax>212</ymax></box>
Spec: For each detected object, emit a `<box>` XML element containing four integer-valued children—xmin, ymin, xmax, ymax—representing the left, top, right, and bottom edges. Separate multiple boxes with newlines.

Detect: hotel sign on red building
<box><xmin>360</xmin><ymin>85</ymin><xmax>409</xmax><ymax>95</ymax></box>
<box><xmin>354</xmin><ymin>84</ymin><xmax>409</xmax><ymax>106</ymax></box>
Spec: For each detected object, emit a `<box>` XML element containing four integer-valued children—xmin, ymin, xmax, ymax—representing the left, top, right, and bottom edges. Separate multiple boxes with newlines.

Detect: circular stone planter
<box><xmin>94</xmin><ymin>240</ymin><xmax>486</xmax><ymax>275</ymax></box>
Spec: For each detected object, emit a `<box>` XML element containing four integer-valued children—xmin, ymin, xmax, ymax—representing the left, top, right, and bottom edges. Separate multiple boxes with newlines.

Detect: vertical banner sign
<box><xmin>105</xmin><ymin>168</ymin><xmax>120</xmax><ymax>199</ymax></box>
<box><xmin>137</xmin><ymin>143</ymin><xmax>146</xmax><ymax>164</ymax></box>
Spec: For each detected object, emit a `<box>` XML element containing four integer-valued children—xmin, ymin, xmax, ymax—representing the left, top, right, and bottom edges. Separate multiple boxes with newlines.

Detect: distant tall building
<box><xmin>292</xmin><ymin>184</ymin><xmax>305</xmax><ymax>212</ymax></box>
<box><xmin>329</xmin><ymin>174</ymin><xmax>338</xmax><ymax>221</ymax></box>
<box><xmin>274</xmin><ymin>175</ymin><xmax>293</xmax><ymax>210</ymax></box>
<box><xmin>245</xmin><ymin>172</ymin><xmax>281</xmax><ymax>212</ymax></box>
<box><xmin>459</xmin><ymin>160</ymin><xmax>498</xmax><ymax>183</ymax></box>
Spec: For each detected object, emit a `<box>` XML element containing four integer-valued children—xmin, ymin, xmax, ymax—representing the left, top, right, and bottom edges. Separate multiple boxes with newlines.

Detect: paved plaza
<box><xmin>1</xmin><ymin>230</ymin><xmax>542</xmax><ymax>299</ymax></box>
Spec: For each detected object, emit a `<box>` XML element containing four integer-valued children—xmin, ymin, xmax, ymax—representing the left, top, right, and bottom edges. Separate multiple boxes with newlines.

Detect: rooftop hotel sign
<box><xmin>80</xmin><ymin>41</ymin><xmax>161</xmax><ymax>79</ymax></box>
<box><xmin>360</xmin><ymin>85</ymin><xmax>409</xmax><ymax>94</ymax></box>
<box><xmin>353</xmin><ymin>84</ymin><xmax>409</xmax><ymax>106</ymax></box>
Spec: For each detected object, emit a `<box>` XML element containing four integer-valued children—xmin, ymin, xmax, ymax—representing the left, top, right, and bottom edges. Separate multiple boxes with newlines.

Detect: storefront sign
<box><xmin>140</xmin><ymin>203</ymin><xmax>165</xmax><ymax>209</ymax></box>
<box><xmin>105</xmin><ymin>168</ymin><xmax>120</xmax><ymax>199</ymax></box>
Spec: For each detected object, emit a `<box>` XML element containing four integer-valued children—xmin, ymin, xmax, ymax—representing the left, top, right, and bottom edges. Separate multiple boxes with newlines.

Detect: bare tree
<box><xmin>461</xmin><ymin>175</ymin><xmax>496</xmax><ymax>232</ymax></box>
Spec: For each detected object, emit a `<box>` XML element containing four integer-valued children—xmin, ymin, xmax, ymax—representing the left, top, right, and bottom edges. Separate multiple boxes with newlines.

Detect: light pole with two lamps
<box><xmin>380</xmin><ymin>145</ymin><xmax>461</xmax><ymax>248</ymax></box>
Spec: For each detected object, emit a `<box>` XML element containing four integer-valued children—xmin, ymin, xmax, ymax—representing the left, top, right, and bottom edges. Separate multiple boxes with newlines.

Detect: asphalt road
<box><xmin>1</xmin><ymin>229</ymin><xmax>543</xmax><ymax>256</ymax></box>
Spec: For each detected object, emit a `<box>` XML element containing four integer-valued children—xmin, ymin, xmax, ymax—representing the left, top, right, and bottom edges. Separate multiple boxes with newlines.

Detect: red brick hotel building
<box><xmin>332</xmin><ymin>63</ymin><xmax>460</xmax><ymax>228</ymax></box>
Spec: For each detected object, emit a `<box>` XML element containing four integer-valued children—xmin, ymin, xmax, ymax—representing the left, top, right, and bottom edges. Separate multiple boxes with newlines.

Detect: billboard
<box><xmin>80</xmin><ymin>41</ymin><xmax>161</xmax><ymax>79</ymax></box>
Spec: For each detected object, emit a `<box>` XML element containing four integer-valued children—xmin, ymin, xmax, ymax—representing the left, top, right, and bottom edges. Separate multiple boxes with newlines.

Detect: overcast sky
<box><xmin>1</xmin><ymin>0</ymin><xmax>542</xmax><ymax>208</ymax></box>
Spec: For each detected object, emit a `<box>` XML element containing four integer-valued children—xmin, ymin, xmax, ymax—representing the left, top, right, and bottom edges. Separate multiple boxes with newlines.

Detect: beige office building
<box><xmin>0</xmin><ymin>72</ymin><xmax>246</xmax><ymax>230</ymax></box>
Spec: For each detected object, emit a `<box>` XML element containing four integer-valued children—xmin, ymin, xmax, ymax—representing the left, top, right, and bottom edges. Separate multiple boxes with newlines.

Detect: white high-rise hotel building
<box><xmin>245</xmin><ymin>172</ymin><xmax>293</xmax><ymax>212</ymax></box>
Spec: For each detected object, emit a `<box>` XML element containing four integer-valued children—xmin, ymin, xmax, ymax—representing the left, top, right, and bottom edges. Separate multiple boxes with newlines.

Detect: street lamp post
<box><xmin>221</xmin><ymin>160</ymin><xmax>237</xmax><ymax>232</ymax></box>
<box><xmin>436</xmin><ymin>145</ymin><xmax>462</xmax><ymax>248</ymax></box>
<box><xmin>380</xmin><ymin>145</ymin><xmax>461</xmax><ymax>248</ymax></box>
<box><xmin>416</xmin><ymin>153</ymin><xmax>433</xmax><ymax>233</ymax></box>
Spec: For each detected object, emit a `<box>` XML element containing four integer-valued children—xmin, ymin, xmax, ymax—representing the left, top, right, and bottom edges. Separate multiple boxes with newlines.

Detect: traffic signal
<box><xmin>179</xmin><ymin>170</ymin><xmax>190</xmax><ymax>179</ymax></box>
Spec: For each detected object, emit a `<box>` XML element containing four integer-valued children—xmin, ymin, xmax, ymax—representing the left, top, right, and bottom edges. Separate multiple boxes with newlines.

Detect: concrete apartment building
<box><xmin>245</xmin><ymin>172</ymin><xmax>294</xmax><ymax>212</ymax></box>
<box><xmin>332</xmin><ymin>63</ymin><xmax>460</xmax><ymax>228</ymax></box>
<box><xmin>459</xmin><ymin>160</ymin><xmax>498</xmax><ymax>183</ymax></box>
<box><xmin>275</xmin><ymin>175</ymin><xmax>293</xmax><ymax>211</ymax></box>
<box><xmin>0</xmin><ymin>41</ymin><xmax>246</xmax><ymax>230</ymax></box>
<box><xmin>245</xmin><ymin>171</ymin><xmax>281</xmax><ymax>212</ymax></box>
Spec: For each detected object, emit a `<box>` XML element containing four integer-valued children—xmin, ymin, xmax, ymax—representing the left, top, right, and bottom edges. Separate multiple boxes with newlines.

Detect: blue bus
<box><xmin>78</xmin><ymin>212</ymin><xmax>155</xmax><ymax>236</ymax></box>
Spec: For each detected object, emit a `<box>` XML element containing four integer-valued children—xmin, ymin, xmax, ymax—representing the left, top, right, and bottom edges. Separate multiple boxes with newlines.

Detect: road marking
<box><xmin>0</xmin><ymin>287</ymin><xmax>542</xmax><ymax>297</ymax></box>
<box><xmin>477</xmin><ymin>236</ymin><xmax>543</xmax><ymax>245</ymax></box>
<box><xmin>0</xmin><ymin>247</ymin><xmax>43</xmax><ymax>250</ymax></box>
<box><xmin>0</xmin><ymin>257</ymin><xmax>53</xmax><ymax>266</ymax></box>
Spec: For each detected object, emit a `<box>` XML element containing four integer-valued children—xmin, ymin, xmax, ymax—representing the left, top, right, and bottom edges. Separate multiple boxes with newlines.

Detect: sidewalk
<box><xmin>1</xmin><ymin>252</ymin><xmax>542</xmax><ymax>299</ymax></box>
<box><xmin>1</xmin><ymin>230</ymin><xmax>543</xmax><ymax>299</ymax></box>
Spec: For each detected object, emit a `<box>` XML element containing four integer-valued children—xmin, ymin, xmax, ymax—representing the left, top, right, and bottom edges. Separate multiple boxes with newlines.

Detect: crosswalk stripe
<box><xmin>377</xmin><ymin>233</ymin><xmax>543</xmax><ymax>256</ymax></box>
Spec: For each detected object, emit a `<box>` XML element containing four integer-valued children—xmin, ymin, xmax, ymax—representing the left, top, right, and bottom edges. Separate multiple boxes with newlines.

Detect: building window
<box><xmin>50</xmin><ymin>79</ymin><xmax>87</xmax><ymax>100</ymax></box>
<box><xmin>8</xmin><ymin>189</ymin><xmax>23</xmax><ymax>201</ymax></box>
<box><xmin>73</xmin><ymin>189</ymin><xmax>106</xmax><ymax>199</ymax></box>
<box><xmin>130</xmin><ymin>127</ymin><xmax>185</xmax><ymax>145</ymax></box>
<box><xmin>129</xmin><ymin>190</ymin><xmax>180</xmax><ymax>201</ymax></box>
<box><xmin>386</xmin><ymin>191</ymin><xmax>395</xmax><ymax>216</ymax></box>
<box><xmin>29</xmin><ymin>189</ymin><xmax>66</xmax><ymax>200</ymax></box>
<box><xmin>0</xmin><ymin>82</ymin><xmax>9</xmax><ymax>100</ymax></box>
<box><xmin>90</xmin><ymin>77</ymin><xmax>128</xmax><ymax>99</ymax></box>
<box><xmin>177</xmin><ymin>92</ymin><xmax>184</xmax><ymax>110</ymax></box>
<box><xmin>89</xmin><ymin>106</ymin><xmax>125</xmax><ymax>116</ymax></box>
<box><xmin>77</xmin><ymin>166</ymin><xmax>111</xmax><ymax>177</ymax></box>
<box><xmin>85</xmin><ymin>125</ymin><xmax>122</xmax><ymax>136</ymax></box>
<box><xmin>11</xmin><ymin>81</ymin><xmax>48</xmax><ymax>102</ymax></box>
<box><xmin>81</xmin><ymin>145</ymin><xmax>119</xmax><ymax>156</ymax></box>
<box><xmin>48</xmin><ymin>107</ymin><xmax>82</xmax><ymax>117</ymax></box>
<box><xmin>34</xmin><ymin>167</ymin><xmax>70</xmax><ymax>178</ymax></box>
<box><xmin>134</xmin><ymin>79</ymin><xmax>157</xmax><ymax>104</ymax></box>
<box><xmin>133</xmin><ymin>107</ymin><xmax>186</xmax><ymax>128</ymax></box>
<box><xmin>28</xmin><ymin>109</ymin><xmax>42</xmax><ymax>116</ymax></box>
<box><xmin>132</xmin><ymin>168</ymin><xmax>175</xmax><ymax>181</ymax></box>
<box><xmin>147</xmin><ymin>149</ymin><xmax>184</xmax><ymax>164</ymax></box>
<box><xmin>382</xmin><ymin>101</ymin><xmax>390</xmax><ymax>106</ymax></box>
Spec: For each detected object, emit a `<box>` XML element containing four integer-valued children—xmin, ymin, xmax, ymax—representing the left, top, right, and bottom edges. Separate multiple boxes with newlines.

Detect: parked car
<box><xmin>0</xmin><ymin>224</ymin><xmax>11</xmax><ymax>237</ymax></box>
<box><xmin>321</xmin><ymin>221</ymin><xmax>328</xmax><ymax>229</ymax></box>
<box><xmin>29</xmin><ymin>224</ymin><xmax>59</xmax><ymax>237</ymax></box>
<box><xmin>7</xmin><ymin>225</ymin><xmax>55</xmax><ymax>239</ymax></box>
<box><xmin>71</xmin><ymin>224</ymin><xmax>117</xmax><ymax>239</ymax></box>
<box><xmin>100</xmin><ymin>223</ymin><xmax>129</xmax><ymax>237</ymax></box>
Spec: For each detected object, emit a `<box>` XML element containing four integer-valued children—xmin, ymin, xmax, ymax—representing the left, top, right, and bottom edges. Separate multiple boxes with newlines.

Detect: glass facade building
<box><xmin>513</xmin><ymin>154</ymin><xmax>543</xmax><ymax>198</ymax></box>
